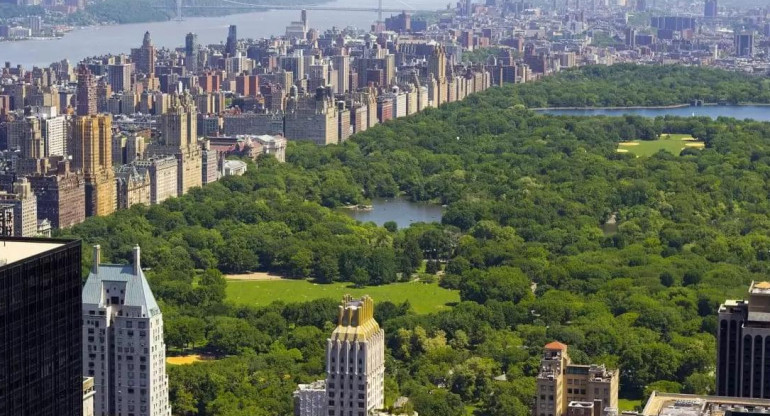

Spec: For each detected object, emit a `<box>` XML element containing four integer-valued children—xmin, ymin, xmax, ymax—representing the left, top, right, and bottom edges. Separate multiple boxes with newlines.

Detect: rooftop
<box><xmin>545</xmin><ymin>341</ymin><xmax>568</xmax><ymax>350</ymax></box>
<box><xmin>643</xmin><ymin>392</ymin><xmax>770</xmax><ymax>416</ymax></box>
<box><xmin>0</xmin><ymin>239</ymin><xmax>65</xmax><ymax>266</ymax></box>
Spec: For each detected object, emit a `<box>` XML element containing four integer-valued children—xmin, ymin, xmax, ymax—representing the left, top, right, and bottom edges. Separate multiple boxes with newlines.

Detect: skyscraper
<box><xmin>704</xmin><ymin>0</ymin><xmax>717</xmax><ymax>18</ymax></box>
<box><xmin>73</xmin><ymin>114</ymin><xmax>116</xmax><ymax>217</ymax></box>
<box><xmin>325</xmin><ymin>295</ymin><xmax>385</xmax><ymax>415</ymax></box>
<box><xmin>82</xmin><ymin>245</ymin><xmax>171</xmax><ymax>416</ymax></box>
<box><xmin>0</xmin><ymin>237</ymin><xmax>83</xmax><ymax>416</ymax></box>
<box><xmin>131</xmin><ymin>31</ymin><xmax>157</xmax><ymax>75</ymax></box>
<box><xmin>735</xmin><ymin>32</ymin><xmax>754</xmax><ymax>57</ymax></box>
<box><xmin>185</xmin><ymin>32</ymin><xmax>199</xmax><ymax>73</ymax></box>
<box><xmin>225</xmin><ymin>25</ymin><xmax>238</xmax><ymax>57</ymax></box>
<box><xmin>77</xmin><ymin>65</ymin><xmax>97</xmax><ymax>116</ymax></box>
<box><xmin>717</xmin><ymin>282</ymin><xmax>770</xmax><ymax>398</ymax></box>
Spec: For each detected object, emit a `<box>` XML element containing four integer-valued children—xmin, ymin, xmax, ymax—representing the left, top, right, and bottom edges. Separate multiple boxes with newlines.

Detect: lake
<box><xmin>0</xmin><ymin>0</ymin><xmax>451</xmax><ymax>68</ymax></box>
<box><xmin>341</xmin><ymin>197</ymin><xmax>443</xmax><ymax>228</ymax></box>
<box><xmin>540</xmin><ymin>105</ymin><xmax>770</xmax><ymax>121</ymax></box>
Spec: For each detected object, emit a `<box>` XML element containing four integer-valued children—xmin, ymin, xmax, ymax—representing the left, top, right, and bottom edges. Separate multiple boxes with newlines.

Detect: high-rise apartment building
<box><xmin>42</xmin><ymin>114</ymin><xmax>66</xmax><ymax>156</ymax></box>
<box><xmin>717</xmin><ymin>281</ymin><xmax>770</xmax><ymax>398</ymax></box>
<box><xmin>157</xmin><ymin>93</ymin><xmax>202</xmax><ymax>195</ymax></box>
<box><xmin>535</xmin><ymin>342</ymin><xmax>619</xmax><ymax>416</ymax></box>
<box><xmin>73</xmin><ymin>114</ymin><xmax>116</xmax><ymax>217</ymax></box>
<box><xmin>185</xmin><ymin>33</ymin><xmax>199</xmax><ymax>73</ymax></box>
<box><xmin>0</xmin><ymin>237</ymin><xmax>83</xmax><ymax>416</ymax></box>
<box><xmin>82</xmin><ymin>245</ymin><xmax>171</xmax><ymax>416</ymax></box>
<box><xmin>77</xmin><ymin>65</ymin><xmax>98</xmax><ymax>116</ymax></box>
<box><xmin>108</xmin><ymin>63</ymin><xmax>132</xmax><ymax>94</ymax></box>
<box><xmin>131</xmin><ymin>31</ymin><xmax>157</xmax><ymax>75</ymax></box>
<box><xmin>225</xmin><ymin>25</ymin><xmax>238</xmax><ymax>57</ymax></box>
<box><xmin>326</xmin><ymin>295</ymin><xmax>385</xmax><ymax>415</ymax></box>
<box><xmin>293</xmin><ymin>295</ymin><xmax>386</xmax><ymax>416</ymax></box>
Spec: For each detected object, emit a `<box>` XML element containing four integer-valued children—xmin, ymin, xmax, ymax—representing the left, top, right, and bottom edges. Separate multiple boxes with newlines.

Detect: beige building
<box><xmin>156</xmin><ymin>93</ymin><xmax>203</xmax><ymax>196</ymax></box>
<box><xmin>116</xmin><ymin>165</ymin><xmax>151</xmax><ymax>209</ymax></box>
<box><xmin>0</xmin><ymin>178</ymin><xmax>38</xmax><ymax>237</ymax></box>
<box><xmin>134</xmin><ymin>156</ymin><xmax>178</xmax><ymax>205</ymax></box>
<box><xmin>535</xmin><ymin>342</ymin><xmax>619</xmax><ymax>416</ymax></box>
<box><xmin>83</xmin><ymin>377</ymin><xmax>95</xmax><ymax>416</ymax></box>
<box><xmin>73</xmin><ymin>114</ymin><xmax>116</xmax><ymax>217</ymax></box>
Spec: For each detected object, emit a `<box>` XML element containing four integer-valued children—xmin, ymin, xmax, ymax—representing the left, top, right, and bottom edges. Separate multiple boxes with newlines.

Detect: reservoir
<box><xmin>341</xmin><ymin>197</ymin><xmax>443</xmax><ymax>228</ymax></box>
<box><xmin>0</xmin><ymin>0</ymin><xmax>450</xmax><ymax>68</ymax></box>
<box><xmin>540</xmin><ymin>105</ymin><xmax>770</xmax><ymax>121</ymax></box>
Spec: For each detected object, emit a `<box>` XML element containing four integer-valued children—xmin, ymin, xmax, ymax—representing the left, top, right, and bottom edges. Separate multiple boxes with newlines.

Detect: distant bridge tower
<box><xmin>176</xmin><ymin>0</ymin><xmax>183</xmax><ymax>20</ymax></box>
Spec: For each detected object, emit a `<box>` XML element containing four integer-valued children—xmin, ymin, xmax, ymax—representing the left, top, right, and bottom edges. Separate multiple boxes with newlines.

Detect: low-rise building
<box><xmin>535</xmin><ymin>342</ymin><xmax>619</xmax><ymax>416</ymax></box>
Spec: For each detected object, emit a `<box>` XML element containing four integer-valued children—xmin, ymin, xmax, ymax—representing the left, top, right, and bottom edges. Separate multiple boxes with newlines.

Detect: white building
<box><xmin>82</xmin><ymin>245</ymin><xmax>171</xmax><ymax>416</ymax></box>
<box><xmin>42</xmin><ymin>115</ymin><xmax>67</xmax><ymax>156</ymax></box>
<box><xmin>326</xmin><ymin>295</ymin><xmax>385</xmax><ymax>416</ymax></box>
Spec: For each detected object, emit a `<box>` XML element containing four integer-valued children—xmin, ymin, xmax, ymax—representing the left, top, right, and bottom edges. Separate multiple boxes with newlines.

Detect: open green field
<box><xmin>617</xmin><ymin>133</ymin><xmax>704</xmax><ymax>157</ymax></box>
<box><xmin>618</xmin><ymin>398</ymin><xmax>643</xmax><ymax>412</ymax></box>
<box><xmin>226</xmin><ymin>279</ymin><xmax>460</xmax><ymax>314</ymax></box>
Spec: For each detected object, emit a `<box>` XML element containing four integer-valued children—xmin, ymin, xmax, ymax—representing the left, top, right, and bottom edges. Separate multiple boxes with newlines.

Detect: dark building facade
<box><xmin>0</xmin><ymin>237</ymin><xmax>83</xmax><ymax>416</ymax></box>
<box><xmin>717</xmin><ymin>282</ymin><xmax>770</xmax><ymax>398</ymax></box>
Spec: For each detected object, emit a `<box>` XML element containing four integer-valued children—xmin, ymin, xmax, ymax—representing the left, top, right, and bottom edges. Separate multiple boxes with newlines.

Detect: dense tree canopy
<box><xmin>61</xmin><ymin>65</ymin><xmax>770</xmax><ymax>415</ymax></box>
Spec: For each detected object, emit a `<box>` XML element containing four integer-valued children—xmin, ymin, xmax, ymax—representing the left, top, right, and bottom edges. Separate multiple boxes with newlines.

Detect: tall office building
<box><xmin>82</xmin><ymin>245</ymin><xmax>171</xmax><ymax>416</ymax></box>
<box><xmin>326</xmin><ymin>295</ymin><xmax>385</xmax><ymax>415</ymax></box>
<box><xmin>0</xmin><ymin>237</ymin><xmax>83</xmax><ymax>416</ymax></box>
<box><xmin>735</xmin><ymin>32</ymin><xmax>754</xmax><ymax>57</ymax></box>
<box><xmin>225</xmin><ymin>25</ymin><xmax>238</xmax><ymax>57</ymax></box>
<box><xmin>534</xmin><ymin>342</ymin><xmax>619</xmax><ymax>416</ymax></box>
<box><xmin>77</xmin><ymin>65</ymin><xmax>98</xmax><ymax>116</ymax></box>
<box><xmin>131</xmin><ymin>31</ymin><xmax>157</xmax><ymax>75</ymax></box>
<box><xmin>185</xmin><ymin>33</ymin><xmax>199</xmax><ymax>73</ymax></box>
<box><xmin>73</xmin><ymin>114</ymin><xmax>116</xmax><ymax>217</ymax></box>
<box><xmin>704</xmin><ymin>0</ymin><xmax>717</xmax><ymax>18</ymax></box>
<box><xmin>717</xmin><ymin>281</ymin><xmax>770</xmax><ymax>398</ymax></box>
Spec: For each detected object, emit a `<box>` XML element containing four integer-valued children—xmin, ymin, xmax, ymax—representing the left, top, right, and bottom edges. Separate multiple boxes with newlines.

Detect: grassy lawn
<box><xmin>226</xmin><ymin>279</ymin><xmax>460</xmax><ymax>314</ymax></box>
<box><xmin>617</xmin><ymin>134</ymin><xmax>704</xmax><ymax>157</ymax></box>
<box><xmin>618</xmin><ymin>398</ymin><xmax>643</xmax><ymax>412</ymax></box>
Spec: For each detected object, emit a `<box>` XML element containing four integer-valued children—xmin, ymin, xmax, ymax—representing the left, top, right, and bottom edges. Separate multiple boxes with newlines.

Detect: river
<box><xmin>540</xmin><ymin>105</ymin><xmax>770</xmax><ymax>121</ymax></box>
<box><xmin>340</xmin><ymin>197</ymin><xmax>443</xmax><ymax>228</ymax></box>
<box><xmin>0</xmin><ymin>0</ymin><xmax>450</xmax><ymax>68</ymax></box>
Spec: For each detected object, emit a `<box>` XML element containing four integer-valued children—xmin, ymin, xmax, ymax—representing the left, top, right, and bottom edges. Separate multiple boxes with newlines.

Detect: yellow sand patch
<box><xmin>618</xmin><ymin>142</ymin><xmax>640</xmax><ymax>146</ymax></box>
<box><xmin>680</xmin><ymin>137</ymin><xmax>697</xmax><ymax>141</ymax></box>
<box><xmin>167</xmin><ymin>354</ymin><xmax>214</xmax><ymax>365</ymax></box>
<box><xmin>616</xmin><ymin>149</ymin><xmax>629</xmax><ymax>153</ymax></box>
<box><xmin>225</xmin><ymin>272</ymin><xmax>285</xmax><ymax>281</ymax></box>
<box><xmin>685</xmin><ymin>142</ymin><xmax>705</xmax><ymax>148</ymax></box>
